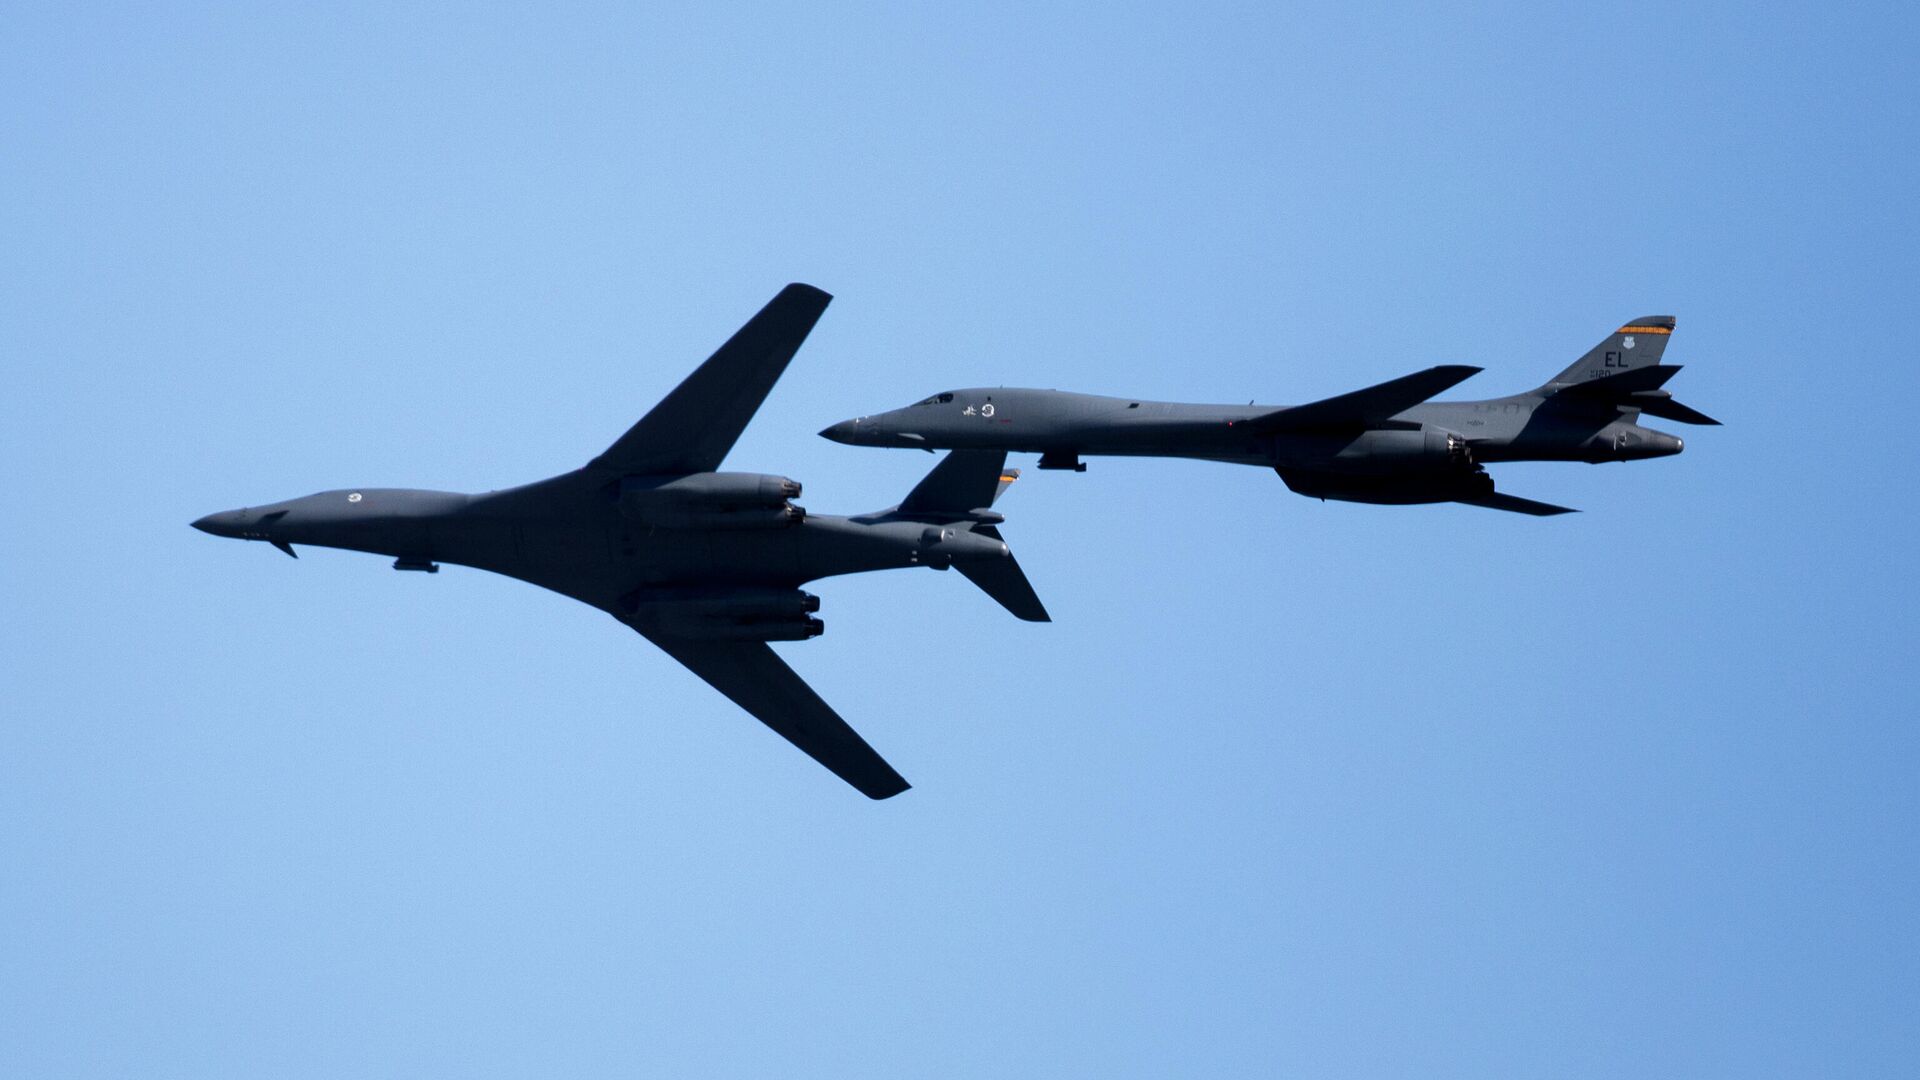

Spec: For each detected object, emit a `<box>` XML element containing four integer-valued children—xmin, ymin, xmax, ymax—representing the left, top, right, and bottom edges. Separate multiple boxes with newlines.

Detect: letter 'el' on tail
<box><xmin>1544</xmin><ymin>316</ymin><xmax>1675</xmax><ymax>388</ymax></box>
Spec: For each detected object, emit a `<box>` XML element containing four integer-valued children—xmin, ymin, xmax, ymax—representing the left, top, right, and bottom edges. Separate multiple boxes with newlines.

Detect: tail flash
<box><xmin>993</xmin><ymin>468</ymin><xmax>1020</xmax><ymax>505</ymax></box>
<box><xmin>1545</xmin><ymin>316</ymin><xmax>1675</xmax><ymax>388</ymax></box>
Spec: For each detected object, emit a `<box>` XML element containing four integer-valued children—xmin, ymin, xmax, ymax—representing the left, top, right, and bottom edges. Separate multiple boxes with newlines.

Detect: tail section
<box><xmin>1544</xmin><ymin>316</ymin><xmax>1675</xmax><ymax>388</ymax></box>
<box><xmin>896</xmin><ymin>451</ymin><xmax>1051</xmax><ymax>623</ymax></box>
<box><xmin>1539</xmin><ymin>315</ymin><xmax>1719</xmax><ymax>425</ymax></box>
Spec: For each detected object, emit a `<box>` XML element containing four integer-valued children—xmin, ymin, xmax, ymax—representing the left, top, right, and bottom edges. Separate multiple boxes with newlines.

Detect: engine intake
<box><xmin>618</xmin><ymin>472</ymin><xmax>804</xmax><ymax>529</ymax></box>
<box><xmin>1328</xmin><ymin>428</ymin><xmax>1473</xmax><ymax>475</ymax></box>
<box><xmin>1277</xmin><ymin>467</ymin><xmax>1494</xmax><ymax>505</ymax></box>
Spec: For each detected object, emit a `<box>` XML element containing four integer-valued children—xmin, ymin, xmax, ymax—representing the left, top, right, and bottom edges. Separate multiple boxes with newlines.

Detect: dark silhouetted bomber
<box><xmin>194</xmin><ymin>285</ymin><xmax>1048</xmax><ymax>799</ymax></box>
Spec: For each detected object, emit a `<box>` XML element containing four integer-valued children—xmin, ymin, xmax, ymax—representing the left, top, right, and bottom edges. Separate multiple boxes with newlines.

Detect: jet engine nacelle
<box><xmin>618</xmin><ymin>472</ymin><xmax>804</xmax><ymax>529</ymax></box>
<box><xmin>911</xmin><ymin>524</ymin><xmax>1011</xmax><ymax>570</ymax></box>
<box><xmin>1277</xmin><ymin>468</ymin><xmax>1494</xmax><ymax>506</ymax></box>
<box><xmin>627</xmin><ymin>615</ymin><xmax>823</xmax><ymax>641</ymax></box>
<box><xmin>1331</xmin><ymin>428</ymin><xmax>1472</xmax><ymax>475</ymax></box>
<box><xmin>644</xmin><ymin>615</ymin><xmax>822</xmax><ymax>642</ymax></box>
<box><xmin>722</xmin><ymin>617</ymin><xmax>825</xmax><ymax>642</ymax></box>
<box><xmin>625</xmin><ymin>587</ymin><xmax>825</xmax><ymax>640</ymax></box>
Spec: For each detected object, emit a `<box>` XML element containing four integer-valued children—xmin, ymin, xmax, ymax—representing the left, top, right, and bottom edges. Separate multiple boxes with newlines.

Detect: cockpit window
<box><xmin>913</xmin><ymin>392</ymin><xmax>955</xmax><ymax>407</ymax></box>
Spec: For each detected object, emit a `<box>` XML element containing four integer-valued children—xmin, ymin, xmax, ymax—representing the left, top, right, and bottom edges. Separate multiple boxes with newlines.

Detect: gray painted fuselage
<box><xmin>823</xmin><ymin>387</ymin><xmax>1682</xmax><ymax>468</ymax></box>
<box><xmin>824</xmin><ymin>316</ymin><xmax>1715</xmax><ymax>514</ymax></box>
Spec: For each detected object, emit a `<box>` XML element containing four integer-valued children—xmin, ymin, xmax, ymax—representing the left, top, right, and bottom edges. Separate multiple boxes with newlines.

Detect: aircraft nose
<box><xmin>819</xmin><ymin>418</ymin><xmax>862</xmax><ymax>444</ymax></box>
<box><xmin>191</xmin><ymin>510</ymin><xmax>245</xmax><ymax>538</ymax></box>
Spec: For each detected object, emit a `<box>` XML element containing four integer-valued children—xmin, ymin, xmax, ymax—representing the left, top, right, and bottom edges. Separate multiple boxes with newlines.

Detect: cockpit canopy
<box><xmin>912</xmin><ymin>392</ymin><xmax>955</xmax><ymax>407</ymax></box>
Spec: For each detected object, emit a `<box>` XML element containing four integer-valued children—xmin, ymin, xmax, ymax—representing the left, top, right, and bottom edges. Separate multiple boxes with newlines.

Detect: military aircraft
<box><xmin>822</xmin><ymin>317</ymin><xmax>1718</xmax><ymax>515</ymax></box>
<box><xmin>193</xmin><ymin>284</ymin><xmax>1049</xmax><ymax>799</ymax></box>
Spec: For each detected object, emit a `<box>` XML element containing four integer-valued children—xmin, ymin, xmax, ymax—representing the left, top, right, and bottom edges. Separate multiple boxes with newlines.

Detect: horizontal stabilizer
<box><xmin>1559</xmin><ymin>364</ymin><xmax>1683</xmax><ymax>397</ymax></box>
<box><xmin>955</xmin><ymin>526</ymin><xmax>1050</xmax><ymax>622</ymax></box>
<box><xmin>1554</xmin><ymin>363</ymin><xmax>1718</xmax><ymax>424</ymax></box>
<box><xmin>1637</xmin><ymin>396</ymin><xmax>1721</xmax><ymax>426</ymax></box>
<box><xmin>1253</xmin><ymin>365</ymin><xmax>1482</xmax><ymax>432</ymax></box>
<box><xmin>1457</xmin><ymin>491</ymin><xmax>1578</xmax><ymax>516</ymax></box>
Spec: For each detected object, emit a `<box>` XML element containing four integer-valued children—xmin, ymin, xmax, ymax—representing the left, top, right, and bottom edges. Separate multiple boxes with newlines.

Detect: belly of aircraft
<box><xmin>451</xmin><ymin>517</ymin><xmax>919</xmax><ymax>611</ymax></box>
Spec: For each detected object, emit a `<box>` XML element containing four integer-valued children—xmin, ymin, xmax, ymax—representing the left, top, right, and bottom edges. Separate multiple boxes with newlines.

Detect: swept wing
<box><xmin>590</xmin><ymin>283</ymin><xmax>833</xmax><ymax>475</ymax></box>
<box><xmin>637</xmin><ymin>627</ymin><xmax>911</xmax><ymax>800</ymax></box>
<box><xmin>1250</xmin><ymin>364</ymin><xmax>1482</xmax><ymax>432</ymax></box>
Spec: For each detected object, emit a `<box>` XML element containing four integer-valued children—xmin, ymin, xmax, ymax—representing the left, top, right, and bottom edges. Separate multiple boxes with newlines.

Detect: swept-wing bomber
<box><xmin>194</xmin><ymin>285</ymin><xmax>1049</xmax><ymax>799</ymax></box>
<box><xmin>823</xmin><ymin>318</ymin><xmax>1718</xmax><ymax>514</ymax></box>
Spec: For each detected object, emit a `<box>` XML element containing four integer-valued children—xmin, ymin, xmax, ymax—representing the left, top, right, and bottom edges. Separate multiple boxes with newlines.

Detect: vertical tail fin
<box><xmin>1544</xmin><ymin>316</ymin><xmax>1676</xmax><ymax>389</ymax></box>
<box><xmin>899</xmin><ymin>449</ymin><xmax>1015</xmax><ymax>514</ymax></box>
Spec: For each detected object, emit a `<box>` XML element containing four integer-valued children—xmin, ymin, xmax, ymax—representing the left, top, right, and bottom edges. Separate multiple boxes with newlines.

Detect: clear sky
<box><xmin>4</xmin><ymin>3</ymin><xmax>1917</xmax><ymax>1076</ymax></box>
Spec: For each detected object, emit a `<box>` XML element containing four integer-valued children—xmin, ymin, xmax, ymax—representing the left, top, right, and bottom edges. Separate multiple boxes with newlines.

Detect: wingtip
<box><xmin>783</xmin><ymin>282</ymin><xmax>833</xmax><ymax>304</ymax></box>
<box><xmin>1463</xmin><ymin>493</ymin><xmax>1579</xmax><ymax>516</ymax></box>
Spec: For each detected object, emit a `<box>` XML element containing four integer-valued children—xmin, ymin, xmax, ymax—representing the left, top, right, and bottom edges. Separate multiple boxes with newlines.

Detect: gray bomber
<box><xmin>823</xmin><ymin>318</ymin><xmax>1718</xmax><ymax>514</ymax></box>
<box><xmin>193</xmin><ymin>285</ymin><xmax>1048</xmax><ymax>799</ymax></box>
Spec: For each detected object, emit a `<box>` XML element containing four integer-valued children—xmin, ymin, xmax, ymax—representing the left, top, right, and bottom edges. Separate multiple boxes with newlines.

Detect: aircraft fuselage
<box><xmin>191</xmin><ymin>471</ymin><xmax>1011</xmax><ymax>617</ymax></box>
<box><xmin>821</xmin><ymin>386</ymin><xmax>1683</xmax><ymax>468</ymax></box>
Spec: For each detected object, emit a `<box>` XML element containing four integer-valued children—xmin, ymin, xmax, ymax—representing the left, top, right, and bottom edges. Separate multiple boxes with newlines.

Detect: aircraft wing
<box><xmin>1251</xmin><ymin>364</ymin><xmax>1483</xmax><ymax>432</ymax></box>
<box><xmin>633</xmin><ymin>626</ymin><xmax>911</xmax><ymax>799</ymax></box>
<box><xmin>590</xmin><ymin>284</ymin><xmax>833</xmax><ymax>475</ymax></box>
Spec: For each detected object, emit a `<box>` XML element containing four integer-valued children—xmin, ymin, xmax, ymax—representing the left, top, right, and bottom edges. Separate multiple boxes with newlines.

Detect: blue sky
<box><xmin>4</xmin><ymin>3</ymin><xmax>1917</xmax><ymax>1076</ymax></box>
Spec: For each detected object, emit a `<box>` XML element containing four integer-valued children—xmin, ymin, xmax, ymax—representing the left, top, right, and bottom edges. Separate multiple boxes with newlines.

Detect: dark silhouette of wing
<box><xmin>1252</xmin><ymin>365</ymin><xmax>1482</xmax><ymax>432</ymax></box>
<box><xmin>634</xmin><ymin>627</ymin><xmax>910</xmax><ymax>799</ymax></box>
<box><xmin>591</xmin><ymin>284</ymin><xmax>833</xmax><ymax>475</ymax></box>
<box><xmin>1457</xmin><ymin>491</ymin><xmax>1577</xmax><ymax>516</ymax></box>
